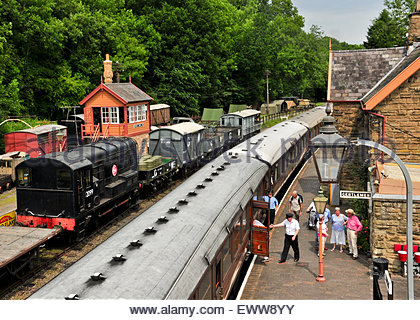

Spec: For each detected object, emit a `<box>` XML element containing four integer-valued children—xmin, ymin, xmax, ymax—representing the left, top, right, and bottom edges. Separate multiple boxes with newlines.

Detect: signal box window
<box><xmin>17</xmin><ymin>168</ymin><xmax>32</xmax><ymax>187</ymax></box>
<box><xmin>102</xmin><ymin>107</ymin><xmax>119</xmax><ymax>124</ymax></box>
<box><xmin>128</xmin><ymin>105</ymin><xmax>147</xmax><ymax>123</ymax></box>
<box><xmin>57</xmin><ymin>169</ymin><xmax>71</xmax><ymax>189</ymax></box>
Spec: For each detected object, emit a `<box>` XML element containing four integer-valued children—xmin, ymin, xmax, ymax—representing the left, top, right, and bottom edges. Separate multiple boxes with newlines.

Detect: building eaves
<box><xmin>362</xmin><ymin>46</ymin><xmax>420</xmax><ymax>110</ymax></box>
<box><xmin>330</xmin><ymin>47</ymin><xmax>406</xmax><ymax>101</ymax></box>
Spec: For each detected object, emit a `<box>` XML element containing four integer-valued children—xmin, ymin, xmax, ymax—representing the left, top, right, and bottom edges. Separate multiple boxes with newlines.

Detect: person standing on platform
<box><xmin>263</xmin><ymin>192</ymin><xmax>279</xmax><ymax>225</ymax></box>
<box><xmin>289</xmin><ymin>190</ymin><xmax>303</xmax><ymax>221</ymax></box>
<box><xmin>271</xmin><ymin>213</ymin><xmax>300</xmax><ymax>263</ymax></box>
<box><xmin>345</xmin><ymin>208</ymin><xmax>363</xmax><ymax>260</ymax></box>
<box><xmin>330</xmin><ymin>207</ymin><xmax>348</xmax><ymax>253</ymax></box>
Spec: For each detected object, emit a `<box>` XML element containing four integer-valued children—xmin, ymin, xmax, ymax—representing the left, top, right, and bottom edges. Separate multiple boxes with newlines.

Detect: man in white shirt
<box><xmin>271</xmin><ymin>212</ymin><xmax>300</xmax><ymax>263</ymax></box>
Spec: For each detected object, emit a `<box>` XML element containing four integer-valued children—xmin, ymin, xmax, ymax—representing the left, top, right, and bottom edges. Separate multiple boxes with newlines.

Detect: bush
<box><xmin>357</xmin><ymin>219</ymin><xmax>370</xmax><ymax>253</ymax></box>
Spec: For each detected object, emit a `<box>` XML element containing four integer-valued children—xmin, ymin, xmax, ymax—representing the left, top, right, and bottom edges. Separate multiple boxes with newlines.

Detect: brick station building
<box><xmin>79</xmin><ymin>54</ymin><xmax>153</xmax><ymax>154</ymax></box>
<box><xmin>328</xmin><ymin>4</ymin><xmax>420</xmax><ymax>271</ymax></box>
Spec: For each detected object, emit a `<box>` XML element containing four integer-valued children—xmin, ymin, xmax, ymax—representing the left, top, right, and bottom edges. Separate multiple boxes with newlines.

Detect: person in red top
<box><xmin>345</xmin><ymin>208</ymin><xmax>363</xmax><ymax>259</ymax></box>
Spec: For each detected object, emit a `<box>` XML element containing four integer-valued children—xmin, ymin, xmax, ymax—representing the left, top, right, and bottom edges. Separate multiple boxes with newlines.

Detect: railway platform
<box><xmin>240</xmin><ymin>158</ymin><xmax>420</xmax><ymax>300</ymax></box>
<box><xmin>0</xmin><ymin>226</ymin><xmax>61</xmax><ymax>278</ymax></box>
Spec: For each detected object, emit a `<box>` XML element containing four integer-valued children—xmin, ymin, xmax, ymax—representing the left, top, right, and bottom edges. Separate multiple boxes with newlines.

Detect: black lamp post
<box><xmin>310</xmin><ymin>106</ymin><xmax>351</xmax><ymax>184</ymax></box>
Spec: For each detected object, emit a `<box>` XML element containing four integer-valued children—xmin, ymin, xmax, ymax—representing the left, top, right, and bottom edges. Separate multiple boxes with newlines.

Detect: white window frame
<box><xmin>101</xmin><ymin>107</ymin><xmax>119</xmax><ymax>124</ymax></box>
<box><xmin>110</xmin><ymin>107</ymin><xmax>119</xmax><ymax>124</ymax></box>
<box><xmin>128</xmin><ymin>105</ymin><xmax>147</xmax><ymax>123</ymax></box>
<box><xmin>141</xmin><ymin>105</ymin><xmax>147</xmax><ymax>121</ymax></box>
<box><xmin>102</xmin><ymin>107</ymin><xmax>110</xmax><ymax>124</ymax></box>
<box><xmin>128</xmin><ymin>106</ymin><xmax>136</xmax><ymax>123</ymax></box>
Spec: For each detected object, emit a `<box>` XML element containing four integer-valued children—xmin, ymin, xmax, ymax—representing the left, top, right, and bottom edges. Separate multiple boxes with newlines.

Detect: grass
<box><xmin>262</xmin><ymin>118</ymin><xmax>285</xmax><ymax>129</ymax></box>
<box><xmin>0</xmin><ymin>190</ymin><xmax>16</xmax><ymax>207</ymax></box>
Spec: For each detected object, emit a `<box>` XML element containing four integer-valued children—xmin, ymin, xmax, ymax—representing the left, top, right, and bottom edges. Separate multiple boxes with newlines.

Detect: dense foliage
<box><xmin>364</xmin><ymin>0</ymin><xmax>416</xmax><ymax>48</ymax></box>
<box><xmin>0</xmin><ymin>0</ymin><xmax>364</xmax><ymax>121</ymax></box>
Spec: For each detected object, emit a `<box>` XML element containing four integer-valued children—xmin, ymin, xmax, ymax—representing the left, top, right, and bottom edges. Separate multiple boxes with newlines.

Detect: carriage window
<box><xmin>57</xmin><ymin>169</ymin><xmax>71</xmax><ymax>189</ymax></box>
<box><xmin>242</xmin><ymin>206</ymin><xmax>249</xmax><ymax>241</ymax></box>
<box><xmin>198</xmin><ymin>269</ymin><xmax>212</xmax><ymax>300</ymax></box>
<box><xmin>222</xmin><ymin>239</ymin><xmax>232</xmax><ymax>280</ymax></box>
<box><xmin>232</xmin><ymin>216</ymin><xmax>241</xmax><ymax>257</ymax></box>
<box><xmin>17</xmin><ymin>168</ymin><xmax>32</xmax><ymax>187</ymax></box>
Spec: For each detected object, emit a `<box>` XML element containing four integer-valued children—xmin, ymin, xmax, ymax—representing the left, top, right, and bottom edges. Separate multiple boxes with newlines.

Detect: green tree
<box><xmin>128</xmin><ymin>0</ymin><xmax>238</xmax><ymax>116</ymax></box>
<box><xmin>364</xmin><ymin>0</ymin><xmax>416</xmax><ymax>48</ymax></box>
<box><xmin>364</xmin><ymin>9</ymin><xmax>403</xmax><ymax>48</ymax></box>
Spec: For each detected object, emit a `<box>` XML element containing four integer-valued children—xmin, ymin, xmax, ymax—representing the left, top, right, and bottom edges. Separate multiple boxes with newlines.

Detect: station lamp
<box><xmin>310</xmin><ymin>106</ymin><xmax>351</xmax><ymax>184</ymax></box>
<box><xmin>313</xmin><ymin>187</ymin><xmax>328</xmax><ymax>215</ymax></box>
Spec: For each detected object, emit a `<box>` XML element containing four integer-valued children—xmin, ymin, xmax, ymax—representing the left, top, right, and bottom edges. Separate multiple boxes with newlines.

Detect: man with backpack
<box><xmin>289</xmin><ymin>190</ymin><xmax>303</xmax><ymax>221</ymax></box>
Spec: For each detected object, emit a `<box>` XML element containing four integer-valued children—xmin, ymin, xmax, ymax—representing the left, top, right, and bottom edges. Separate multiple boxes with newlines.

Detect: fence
<box><xmin>260</xmin><ymin>105</ymin><xmax>314</xmax><ymax>126</ymax></box>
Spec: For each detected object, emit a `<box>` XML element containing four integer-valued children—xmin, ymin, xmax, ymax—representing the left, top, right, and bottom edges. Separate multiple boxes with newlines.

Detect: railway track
<box><xmin>0</xmin><ymin>179</ymin><xmax>184</xmax><ymax>300</ymax></box>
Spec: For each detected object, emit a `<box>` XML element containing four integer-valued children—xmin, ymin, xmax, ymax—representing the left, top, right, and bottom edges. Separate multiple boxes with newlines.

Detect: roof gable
<box><xmin>79</xmin><ymin>82</ymin><xmax>153</xmax><ymax>106</ymax></box>
<box><xmin>330</xmin><ymin>47</ymin><xmax>406</xmax><ymax>101</ymax></box>
<box><xmin>362</xmin><ymin>46</ymin><xmax>420</xmax><ymax>110</ymax></box>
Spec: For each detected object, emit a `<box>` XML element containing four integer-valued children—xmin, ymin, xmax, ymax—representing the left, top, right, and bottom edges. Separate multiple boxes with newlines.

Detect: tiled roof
<box><xmin>330</xmin><ymin>47</ymin><xmax>406</xmax><ymax>100</ymax></box>
<box><xmin>362</xmin><ymin>45</ymin><xmax>420</xmax><ymax>108</ymax></box>
<box><xmin>104</xmin><ymin>83</ymin><xmax>153</xmax><ymax>103</ymax></box>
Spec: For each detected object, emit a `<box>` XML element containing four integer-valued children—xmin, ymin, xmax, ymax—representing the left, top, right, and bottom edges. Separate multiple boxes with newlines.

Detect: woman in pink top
<box><xmin>345</xmin><ymin>208</ymin><xmax>363</xmax><ymax>259</ymax></box>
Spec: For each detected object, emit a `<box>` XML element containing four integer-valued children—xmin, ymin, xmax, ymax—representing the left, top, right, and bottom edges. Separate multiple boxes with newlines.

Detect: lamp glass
<box><xmin>313</xmin><ymin>146</ymin><xmax>347</xmax><ymax>183</ymax></box>
<box><xmin>313</xmin><ymin>193</ymin><xmax>328</xmax><ymax>215</ymax></box>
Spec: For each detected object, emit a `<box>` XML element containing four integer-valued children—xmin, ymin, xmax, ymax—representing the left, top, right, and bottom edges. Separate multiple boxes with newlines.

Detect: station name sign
<box><xmin>340</xmin><ymin>190</ymin><xmax>372</xmax><ymax>199</ymax></box>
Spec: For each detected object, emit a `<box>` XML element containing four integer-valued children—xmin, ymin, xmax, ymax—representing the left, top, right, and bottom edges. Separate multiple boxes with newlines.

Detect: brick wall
<box><xmin>409</xmin><ymin>13</ymin><xmax>420</xmax><ymax>42</ymax></box>
<box><xmin>332</xmin><ymin>101</ymin><xmax>369</xmax><ymax>191</ymax></box>
<box><xmin>369</xmin><ymin>70</ymin><xmax>420</xmax><ymax>163</ymax></box>
<box><xmin>371</xmin><ymin>198</ymin><xmax>420</xmax><ymax>272</ymax></box>
<box><xmin>131</xmin><ymin>132</ymin><xmax>149</xmax><ymax>155</ymax></box>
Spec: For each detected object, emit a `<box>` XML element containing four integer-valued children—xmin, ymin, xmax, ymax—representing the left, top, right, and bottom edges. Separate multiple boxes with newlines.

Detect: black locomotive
<box><xmin>16</xmin><ymin>137</ymin><xmax>139</xmax><ymax>236</ymax></box>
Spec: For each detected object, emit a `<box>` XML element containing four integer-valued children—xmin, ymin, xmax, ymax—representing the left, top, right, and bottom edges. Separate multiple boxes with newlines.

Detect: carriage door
<box><xmin>250</xmin><ymin>199</ymin><xmax>270</xmax><ymax>257</ymax></box>
<box><xmin>213</xmin><ymin>255</ymin><xmax>223</xmax><ymax>300</ymax></box>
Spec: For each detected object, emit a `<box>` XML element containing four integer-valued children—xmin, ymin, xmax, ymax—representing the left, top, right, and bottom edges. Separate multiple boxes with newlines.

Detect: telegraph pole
<box><xmin>265</xmin><ymin>70</ymin><xmax>271</xmax><ymax>111</ymax></box>
<box><xmin>113</xmin><ymin>61</ymin><xmax>124</xmax><ymax>83</ymax></box>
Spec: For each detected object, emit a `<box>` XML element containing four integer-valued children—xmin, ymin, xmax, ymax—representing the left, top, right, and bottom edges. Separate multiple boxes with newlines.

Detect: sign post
<box><xmin>384</xmin><ymin>270</ymin><xmax>394</xmax><ymax>300</ymax></box>
<box><xmin>339</xmin><ymin>190</ymin><xmax>371</xmax><ymax>199</ymax></box>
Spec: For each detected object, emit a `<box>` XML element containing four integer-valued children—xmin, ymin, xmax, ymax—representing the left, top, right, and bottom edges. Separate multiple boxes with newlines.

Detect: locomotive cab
<box><xmin>16</xmin><ymin>137</ymin><xmax>139</xmax><ymax>234</ymax></box>
<box><xmin>16</xmin><ymin>155</ymin><xmax>93</xmax><ymax>231</ymax></box>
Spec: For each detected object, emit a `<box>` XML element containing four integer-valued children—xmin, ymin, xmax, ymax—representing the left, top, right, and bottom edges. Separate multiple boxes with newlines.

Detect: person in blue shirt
<box><xmin>321</xmin><ymin>207</ymin><xmax>331</xmax><ymax>224</ymax></box>
<box><xmin>263</xmin><ymin>192</ymin><xmax>279</xmax><ymax>225</ymax></box>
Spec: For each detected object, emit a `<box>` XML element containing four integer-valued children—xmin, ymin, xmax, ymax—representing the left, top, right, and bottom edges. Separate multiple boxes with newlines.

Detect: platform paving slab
<box><xmin>240</xmin><ymin>158</ymin><xmax>420</xmax><ymax>300</ymax></box>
